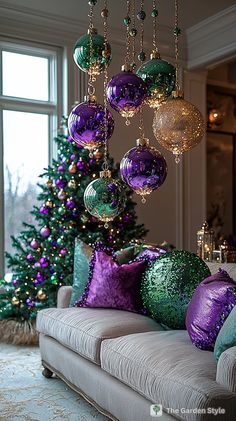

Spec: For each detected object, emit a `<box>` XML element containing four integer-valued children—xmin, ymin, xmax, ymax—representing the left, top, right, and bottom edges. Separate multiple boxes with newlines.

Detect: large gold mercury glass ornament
<box><xmin>153</xmin><ymin>90</ymin><xmax>205</xmax><ymax>163</ymax></box>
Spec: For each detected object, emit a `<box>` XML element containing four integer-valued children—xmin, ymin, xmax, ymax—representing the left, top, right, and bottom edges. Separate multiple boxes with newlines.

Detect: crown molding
<box><xmin>187</xmin><ymin>5</ymin><xmax>236</xmax><ymax>70</ymax></box>
<box><xmin>0</xmin><ymin>1</ymin><xmax>186</xmax><ymax>62</ymax></box>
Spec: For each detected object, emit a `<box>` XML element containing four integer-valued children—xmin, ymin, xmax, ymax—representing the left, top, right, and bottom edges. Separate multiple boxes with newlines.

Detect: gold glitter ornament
<box><xmin>68</xmin><ymin>179</ymin><xmax>77</xmax><ymax>189</ymax></box>
<box><xmin>46</xmin><ymin>179</ymin><xmax>53</xmax><ymax>187</ymax></box>
<box><xmin>153</xmin><ymin>93</ymin><xmax>205</xmax><ymax>163</ymax></box>
<box><xmin>45</xmin><ymin>200</ymin><xmax>53</xmax><ymax>208</ymax></box>
<box><xmin>12</xmin><ymin>296</ymin><xmax>20</xmax><ymax>306</ymax></box>
<box><xmin>37</xmin><ymin>289</ymin><xmax>47</xmax><ymax>300</ymax></box>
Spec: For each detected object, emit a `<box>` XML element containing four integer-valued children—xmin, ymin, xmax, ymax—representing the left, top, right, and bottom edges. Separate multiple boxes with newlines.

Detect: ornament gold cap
<box><xmin>136</xmin><ymin>137</ymin><xmax>150</xmax><ymax>147</ymax></box>
<box><xmin>100</xmin><ymin>169</ymin><xmax>111</xmax><ymax>178</ymax></box>
<box><xmin>87</xmin><ymin>27</ymin><xmax>98</xmax><ymax>35</ymax></box>
<box><xmin>84</xmin><ymin>94</ymin><xmax>97</xmax><ymax>103</ymax></box>
<box><xmin>150</xmin><ymin>51</ymin><xmax>161</xmax><ymax>60</ymax></box>
<box><xmin>172</xmin><ymin>89</ymin><xmax>184</xmax><ymax>99</ymax></box>
<box><xmin>121</xmin><ymin>64</ymin><xmax>132</xmax><ymax>72</ymax></box>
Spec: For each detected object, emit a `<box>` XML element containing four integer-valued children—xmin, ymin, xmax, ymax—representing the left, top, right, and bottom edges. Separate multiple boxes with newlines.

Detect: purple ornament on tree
<box><xmin>70</xmin><ymin>154</ymin><xmax>76</xmax><ymax>161</ymax></box>
<box><xmin>12</xmin><ymin>279</ymin><xmax>18</xmax><ymax>287</ymax></box>
<box><xmin>36</xmin><ymin>272</ymin><xmax>45</xmax><ymax>282</ymax></box>
<box><xmin>106</xmin><ymin>69</ymin><xmax>147</xmax><ymax>124</ymax></box>
<box><xmin>26</xmin><ymin>298</ymin><xmax>35</xmax><ymax>308</ymax></box>
<box><xmin>40</xmin><ymin>226</ymin><xmax>51</xmax><ymax>238</ymax></box>
<box><xmin>68</xmin><ymin>97</ymin><xmax>114</xmax><ymax>152</ymax></box>
<box><xmin>40</xmin><ymin>257</ymin><xmax>49</xmax><ymax>268</ymax></box>
<box><xmin>55</xmin><ymin>178</ymin><xmax>67</xmax><ymax>189</ymax></box>
<box><xmin>39</xmin><ymin>206</ymin><xmax>49</xmax><ymax>215</ymax></box>
<box><xmin>66</xmin><ymin>198</ymin><xmax>76</xmax><ymax>209</ymax></box>
<box><xmin>120</xmin><ymin>138</ymin><xmax>167</xmax><ymax>202</ymax></box>
<box><xmin>58</xmin><ymin>165</ymin><xmax>65</xmax><ymax>173</ymax></box>
<box><xmin>33</xmin><ymin>262</ymin><xmax>41</xmax><ymax>269</ymax></box>
<box><xmin>60</xmin><ymin>248</ymin><xmax>67</xmax><ymax>256</ymax></box>
<box><xmin>30</xmin><ymin>239</ymin><xmax>40</xmax><ymax>250</ymax></box>
<box><xmin>26</xmin><ymin>254</ymin><xmax>34</xmax><ymax>262</ymax></box>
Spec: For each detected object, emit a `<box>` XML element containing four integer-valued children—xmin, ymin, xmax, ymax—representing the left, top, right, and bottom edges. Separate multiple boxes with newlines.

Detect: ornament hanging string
<box><xmin>130</xmin><ymin>0</ymin><xmax>137</xmax><ymax>68</ymax></box>
<box><xmin>137</xmin><ymin>0</ymin><xmax>146</xmax><ymax>62</ymax></box>
<box><xmin>102</xmin><ymin>0</ymin><xmax>109</xmax><ymax>173</ymax></box>
<box><xmin>88</xmin><ymin>1</ymin><xmax>96</xmax><ymax>93</ymax></box>
<box><xmin>174</xmin><ymin>0</ymin><xmax>181</xmax><ymax>93</ymax></box>
<box><xmin>124</xmin><ymin>0</ymin><xmax>131</xmax><ymax>68</ymax></box>
<box><xmin>152</xmin><ymin>0</ymin><xmax>159</xmax><ymax>56</ymax></box>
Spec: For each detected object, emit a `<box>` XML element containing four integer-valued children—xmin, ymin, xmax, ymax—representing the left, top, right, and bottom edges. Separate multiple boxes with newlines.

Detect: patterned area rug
<box><xmin>0</xmin><ymin>343</ymin><xmax>108</xmax><ymax>421</ymax></box>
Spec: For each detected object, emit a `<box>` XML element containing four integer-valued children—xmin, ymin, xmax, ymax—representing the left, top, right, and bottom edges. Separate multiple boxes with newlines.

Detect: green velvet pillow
<box><xmin>70</xmin><ymin>240</ymin><xmax>143</xmax><ymax>306</ymax></box>
<box><xmin>214</xmin><ymin>305</ymin><xmax>236</xmax><ymax>361</ymax></box>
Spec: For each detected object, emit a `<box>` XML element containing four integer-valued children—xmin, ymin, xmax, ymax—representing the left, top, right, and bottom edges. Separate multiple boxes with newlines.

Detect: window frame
<box><xmin>0</xmin><ymin>38</ymin><xmax>63</xmax><ymax>277</ymax></box>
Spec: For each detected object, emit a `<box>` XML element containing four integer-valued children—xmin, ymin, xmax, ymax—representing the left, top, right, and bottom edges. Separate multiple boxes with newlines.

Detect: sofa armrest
<box><xmin>57</xmin><ymin>286</ymin><xmax>72</xmax><ymax>308</ymax></box>
<box><xmin>216</xmin><ymin>346</ymin><xmax>236</xmax><ymax>393</ymax></box>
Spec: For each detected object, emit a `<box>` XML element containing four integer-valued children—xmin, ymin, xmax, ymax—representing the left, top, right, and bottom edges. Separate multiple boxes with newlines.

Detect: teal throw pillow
<box><xmin>214</xmin><ymin>305</ymin><xmax>236</xmax><ymax>361</ymax></box>
<box><xmin>70</xmin><ymin>239</ymin><xmax>93</xmax><ymax>306</ymax></box>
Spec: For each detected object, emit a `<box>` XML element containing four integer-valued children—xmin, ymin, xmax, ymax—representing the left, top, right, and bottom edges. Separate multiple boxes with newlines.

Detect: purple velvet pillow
<box><xmin>136</xmin><ymin>247</ymin><xmax>166</xmax><ymax>262</ymax></box>
<box><xmin>186</xmin><ymin>268</ymin><xmax>236</xmax><ymax>350</ymax></box>
<box><xmin>75</xmin><ymin>249</ymin><xmax>147</xmax><ymax>312</ymax></box>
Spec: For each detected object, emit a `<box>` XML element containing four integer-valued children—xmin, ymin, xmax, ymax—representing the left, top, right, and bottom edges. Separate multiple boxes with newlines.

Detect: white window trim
<box><xmin>0</xmin><ymin>38</ymin><xmax>64</xmax><ymax>277</ymax></box>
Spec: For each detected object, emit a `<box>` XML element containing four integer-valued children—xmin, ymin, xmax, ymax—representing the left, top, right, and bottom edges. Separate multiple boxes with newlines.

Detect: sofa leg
<box><xmin>42</xmin><ymin>365</ymin><xmax>53</xmax><ymax>378</ymax></box>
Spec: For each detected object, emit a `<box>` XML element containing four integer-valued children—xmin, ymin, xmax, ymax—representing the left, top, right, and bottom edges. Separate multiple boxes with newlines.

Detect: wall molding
<box><xmin>187</xmin><ymin>5</ymin><xmax>236</xmax><ymax>70</ymax></box>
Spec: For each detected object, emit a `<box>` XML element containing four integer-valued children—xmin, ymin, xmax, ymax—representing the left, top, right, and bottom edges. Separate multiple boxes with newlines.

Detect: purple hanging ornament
<box><xmin>12</xmin><ymin>279</ymin><xmax>18</xmax><ymax>287</ymax></box>
<box><xmin>26</xmin><ymin>298</ymin><xmax>35</xmax><ymax>308</ymax></box>
<box><xmin>120</xmin><ymin>138</ymin><xmax>167</xmax><ymax>203</ymax></box>
<box><xmin>106</xmin><ymin>67</ymin><xmax>147</xmax><ymax>125</ymax></box>
<box><xmin>40</xmin><ymin>226</ymin><xmax>51</xmax><ymax>238</ymax></box>
<box><xmin>58</xmin><ymin>165</ymin><xmax>65</xmax><ymax>173</ymax></box>
<box><xmin>68</xmin><ymin>96</ymin><xmax>114</xmax><ymax>153</ymax></box>
<box><xmin>26</xmin><ymin>254</ymin><xmax>34</xmax><ymax>262</ymax></box>
<box><xmin>30</xmin><ymin>239</ymin><xmax>40</xmax><ymax>250</ymax></box>
<box><xmin>36</xmin><ymin>272</ymin><xmax>45</xmax><ymax>282</ymax></box>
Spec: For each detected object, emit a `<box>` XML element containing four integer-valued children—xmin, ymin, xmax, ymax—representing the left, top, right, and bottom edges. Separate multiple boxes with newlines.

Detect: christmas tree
<box><xmin>0</xmin><ymin>118</ymin><xmax>147</xmax><ymax>344</ymax></box>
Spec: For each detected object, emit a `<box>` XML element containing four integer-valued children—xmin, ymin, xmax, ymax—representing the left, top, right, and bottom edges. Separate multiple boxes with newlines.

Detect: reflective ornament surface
<box><xmin>141</xmin><ymin>250</ymin><xmax>210</xmax><ymax>329</ymax></box>
<box><xmin>153</xmin><ymin>96</ymin><xmax>205</xmax><ymax>163</ymax></box>
<box><xmin>120</xmin><ymin>138</ymin><xmax>167</xmax><ymax>202</ymax></box>
<box><xmin>106</xmin><ymin>70</ymin><xmax>147</xmax><ymax>124</ymax></box>
<box><xmin>73</xmin><ymin>30</ymin><xmax>112</xmax><ymax>78</ymax></box>
<box><xmin>84</xmin><ymin>170</ymin><xmax>126</xmax><ymax>225</ymax></box>
<box><xmin>68</xmin><ymin>98</ymin><xmax>114</xmax><ymax>152</ymax></box>
<box><xmin>137</xmin><ymin>57</ymin><xmax>176</xmax><ymax>108</ymax></box>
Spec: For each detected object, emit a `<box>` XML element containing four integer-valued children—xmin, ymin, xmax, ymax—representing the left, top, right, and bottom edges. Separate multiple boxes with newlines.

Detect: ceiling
<box><xmin>1</xmin><ymin>0</ymin><xmax>235</xmax><ymax>32</ymax></box>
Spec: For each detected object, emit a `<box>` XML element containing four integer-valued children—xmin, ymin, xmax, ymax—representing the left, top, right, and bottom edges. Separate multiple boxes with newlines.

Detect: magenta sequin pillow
<box><xmin>75</xmin><ymin>248</ymin><xmax>147</xmax><ymax>312</ymax></box>
<box><xmin>186</xmin><ymin>268</ymin><xmax>236</xmax><ymax>350</ymax></box>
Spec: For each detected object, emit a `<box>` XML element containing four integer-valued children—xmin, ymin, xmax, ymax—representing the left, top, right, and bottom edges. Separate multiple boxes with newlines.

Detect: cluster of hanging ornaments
<box><xmin>67</xmin><ymin>0</ymin><xmax>205</xmax><ymax>227</ymax></box>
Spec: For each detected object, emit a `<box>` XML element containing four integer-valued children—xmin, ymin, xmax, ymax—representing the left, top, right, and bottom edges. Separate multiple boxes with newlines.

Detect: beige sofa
<box><xmin>36</xmin><ymin>262</ymin><xmax>236</xmax><ymax>421</ymax></box>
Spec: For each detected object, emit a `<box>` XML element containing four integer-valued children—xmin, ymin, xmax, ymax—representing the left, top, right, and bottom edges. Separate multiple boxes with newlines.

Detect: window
<box><xmin>0</xmin><ymin>40</ymin><xmax>62</xmax><ymax>276</ymax></box>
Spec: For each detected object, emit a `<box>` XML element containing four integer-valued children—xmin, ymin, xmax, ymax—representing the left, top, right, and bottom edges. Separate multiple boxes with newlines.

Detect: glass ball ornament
<box><xmin>136</xmin><ymin>52</ymin><xmax>176</xmax><ymax>108</ymax></box>
<box><xmin>120</xmin><ymin>138</ymin><xmax>167</xmax><ymax>203</ymax></box>
<box><xmin>73</xmin><ymin>28</ymin><xmax>112</xmax><ymax>79</ymax></box>
<box><xmin>84</xmin><ymin>170</ymin><xmax>126</xmax><ymax>227</ymax></box>
<box><xmin>68</xmin><ymin>96</ymin><xmax>114</xmax><ymax>153</ymax></box>
<box><xmin>153</xmin><ymin>93</ymin><xmax>205</xmax><ymax>163</ymax></box>
<box><xmin>106</xmin><ymin>66</ymin><xmax>147</xmax><ymax>125</ymax></box>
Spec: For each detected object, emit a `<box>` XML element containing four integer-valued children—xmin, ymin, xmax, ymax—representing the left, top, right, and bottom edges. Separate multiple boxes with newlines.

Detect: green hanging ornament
<box><xmin>84</xmin><ymin>170</ymin><xmax>126</xmax><ymax>227</ymax></box>
<box><xmin>137</xmin><ymin>52</ymin><xmax>176</xmax><ymax>108</ymax></box>
<box><xmin>73</xmin><ymin>28</ymin><xmax>112</xmax><ymax>78</ymax></box>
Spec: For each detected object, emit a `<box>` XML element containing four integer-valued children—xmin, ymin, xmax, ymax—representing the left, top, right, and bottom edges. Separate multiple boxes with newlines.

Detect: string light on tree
<box><xmin>152</xmin><ymin>0</ymin><xmax>205</xmax><ymax>163</ymax></box>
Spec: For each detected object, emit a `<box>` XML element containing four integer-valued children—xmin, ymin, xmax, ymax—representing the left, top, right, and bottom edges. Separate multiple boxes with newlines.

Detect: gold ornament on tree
<box><xmin>152</xmin><ymin>0</ymin><xmax>205</xmax><ymax>163</ymax></box>
<box><xmin>12</xmin><ymin>296</ymin><xmax>20</xmax><ymax>306</ymax></box>
<box><xmin>37</xmin><ymin>289</ymin><xmax>47</xmax><ymax>301</ymax></box>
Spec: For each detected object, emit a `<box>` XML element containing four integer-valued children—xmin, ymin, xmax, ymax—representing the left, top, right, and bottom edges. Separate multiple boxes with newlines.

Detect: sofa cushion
<box><xmin>36</xmin><ymin>307</ymin><xmax>164</xmax><ymax>365</ymax></box>
<box><xmin>101</xmin><ymin>330</ymin><xmax>236</xmax><ymax>420</ymax></box>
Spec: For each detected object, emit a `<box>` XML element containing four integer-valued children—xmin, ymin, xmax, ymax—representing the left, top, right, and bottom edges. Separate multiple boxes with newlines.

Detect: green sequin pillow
<box><xmin>141</xmin><ymin>250</ymin><xmax>210</xmax><ymax>329</ymax></box>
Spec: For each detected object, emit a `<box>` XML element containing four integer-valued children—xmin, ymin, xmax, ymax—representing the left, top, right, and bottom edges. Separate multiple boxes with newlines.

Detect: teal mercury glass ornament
<box><xmin>84</xmin><ymin>170</ymin><xmax>126</xmax><ymax>226</ymax></box>
<box><xmin>73</xmin><ymin>28</ymin><xmax>112</xmax><ymax>78</ymax></box>
<box><xmin>141</xmin><ymin>250</ymin><xmax>210</xmax><ymax>329</ymax></box>
<box><xmin>137</xmin><ymin>51</ymin><xmax>176</xmax><ymax>108</ymax></box>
